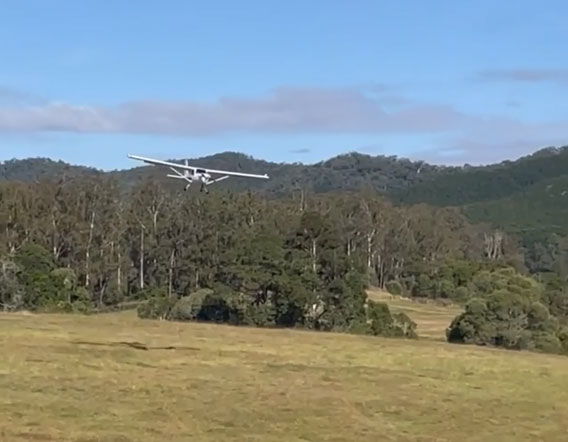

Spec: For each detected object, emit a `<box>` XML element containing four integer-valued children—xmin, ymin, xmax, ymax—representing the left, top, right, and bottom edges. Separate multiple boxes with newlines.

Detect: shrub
<box><xmin>386</xmin><ymin>280</ymin><xmax>403</xmax><ymax>296</ymax></box>
<box><xmin>446</xmin><ymin>290</ymin><xmax>565</xmax><ymax>355</ymax></box>
<box><xmin>168</xmin><ymin>289</ymin><xmax>213</xmax><ymax>321</ymax></box>
<box><xmin>391</xmin><ymin>312</ymin><xmax>418</xmax><ymax>339</ymax></box>
<box><xmin>558</xmin><ymin>327</ymin><xmax>568</xmax><ymax>353</ymax></box>
<box><xmin>532</xmin><ymin>333</ymin><xmax>563</xmax><ymax>354</ymax></box>
<box><xmin>438</xmin><ymin>279</ymin><xmax>455</xmax><ymax>299</ymax></box>
<box><xmin>367</xmin><ymin>302</ymin><xmax>417</xmax><ymax>339</ymax></box>
<box><xmin>137</xmin><ymin>289</ymin><xmax>176</xmax><ymax>319</ymax></box>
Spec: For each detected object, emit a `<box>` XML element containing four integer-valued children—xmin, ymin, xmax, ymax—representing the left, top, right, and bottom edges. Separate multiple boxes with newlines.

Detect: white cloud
<box><xmin>0</xmin><ymin>86</ymin><xmax>467</xmax><ymax>135</ymax></box>
<box><xmin>1</xmin><ymin>84</ymin><xmax>567</xmax><ymax>165</ymax></box>
<box><xmin>419</xmin><ymin>118</ymin><xmax>568</xmax><ymax>165</ymax></box>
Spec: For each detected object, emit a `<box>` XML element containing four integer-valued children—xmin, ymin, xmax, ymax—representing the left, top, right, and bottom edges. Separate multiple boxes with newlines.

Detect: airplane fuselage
<box><xmin>193</xmin><ymin>169</ymin><xmax>211</xmax><ymax>183</ymax></box>
<box><xmin>181</xmin><ymin>169</ymin><xmax>211</xmax><ymax>192</ymax></box>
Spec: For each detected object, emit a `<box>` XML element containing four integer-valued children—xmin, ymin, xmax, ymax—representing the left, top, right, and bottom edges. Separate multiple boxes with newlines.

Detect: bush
<box><xmin>438</xmin><ymin>279</ymin><xmax>455</xmax><ymax>299</ymax></box>
<box><xmin>71</xmin><ymin>300</ymin><xmax>92</xmax><ymax>314</ymax></box>
<box><xmin>532</xmin><ymin>333</ymin><xmax>563</xmax><ymax>354</ymax></box>
<box><xmin>391</xmin><ymin>312</ymin><xmax>418</xmax><ymax>339</ymax></box>
<box><xmin>446</xmin><ymin>298</ymin><xmax>494</xmax><ymax>345</ymax></box>
<box><xmin>446</xmin><ymin>290</ymin><xmax>565</xmax><ymax>354</ymax></box>
<box><xmin>385</xmin><ymin>280</ymin><xmax>403</xmax><ymax>296</ymax></box>
<box><xmin>558</xmin><ymin>327</ymin><xmax>568</xmax><ymax>353</ymax></box>
<box><xmin>168</xmin><ymin>289</ymin><xmax>213</xmax><ymax>321</ymax></box>
<box><xmin>367</xmin><ymin>302</ymin><xmax>417</xmax><ymax>339</ymax></box>
<box><xmin>137</xmin><ymin>289</ymin><xmax>176</xmax><ymax>319</ymax></box>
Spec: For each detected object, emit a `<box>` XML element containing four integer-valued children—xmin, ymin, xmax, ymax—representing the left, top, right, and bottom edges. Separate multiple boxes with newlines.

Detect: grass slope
<box><xmin>2</xmin><ymin>311</ymin><xmax>568</xmax><ymax>442</ymax></box>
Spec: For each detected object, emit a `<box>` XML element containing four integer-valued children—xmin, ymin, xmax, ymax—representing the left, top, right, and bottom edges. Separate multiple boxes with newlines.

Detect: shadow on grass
<box><xmin>70</xmin><ymin>340</ymin><xmax>200</xmax><ymax>352</ymax></box>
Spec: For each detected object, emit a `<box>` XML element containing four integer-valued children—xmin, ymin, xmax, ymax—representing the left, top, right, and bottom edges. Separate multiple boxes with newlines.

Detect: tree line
<box><xmin>0</xmin><ymin>175</ymin><xmax>567</xmax><ymax>353</ymax></box>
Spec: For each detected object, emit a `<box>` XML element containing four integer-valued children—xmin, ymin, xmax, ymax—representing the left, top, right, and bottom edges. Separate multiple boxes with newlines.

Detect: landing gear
<box><xmin>200</xmin><ymin>184</ymin><xmax>209</xmax><ymax>194</ymax></box>
<box><xmin>184</xmin><ymin>183</ymin><xmax>191</xmax><ymax>191</ymax></box>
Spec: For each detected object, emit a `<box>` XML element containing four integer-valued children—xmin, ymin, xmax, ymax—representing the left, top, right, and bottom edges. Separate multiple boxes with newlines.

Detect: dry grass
<box><xmin>367</xmin><ymin>289</ymin><xmax>463</xmax><ymax>341</ymax></box>
<box><xmin>1</xmin><ymin>310</ymin><xmax>568</xmax><ymax>442</ymax></box>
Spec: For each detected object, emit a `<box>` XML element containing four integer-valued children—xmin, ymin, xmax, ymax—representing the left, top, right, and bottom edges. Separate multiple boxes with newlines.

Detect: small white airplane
<box><xmin>127</xmin><ymin>154</ymin><xmax>269</xmax><ymax>193</ymax></box>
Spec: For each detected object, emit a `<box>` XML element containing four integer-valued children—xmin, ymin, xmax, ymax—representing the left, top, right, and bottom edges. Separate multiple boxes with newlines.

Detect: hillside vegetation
<box><xmin>463</xmin><ymin>175</ymin><xmax>568</xmax><ymax>273</ymax></box>
<box><xmin>1</xmin><ymin>151</ymin><xmax>441</xmax><ymax>194</ymax></box>
<box><xmin>393</xmin><ymin>146</ymin><xmax>568</xmax><ymax>206</ymax></box>
<box><xmin>2</xmin><ymin>163</ymin><xmax>568</xmax><ymax>354</ymax></box>
<box><xmin>3</xmin><ymin>146</ymin><xmax>568</xmax><ymax>248</ymax></box>
<box><xmin>1</xmin><ymin>311</ymin><xmax>568</xmax><ymax>442</ymax></box>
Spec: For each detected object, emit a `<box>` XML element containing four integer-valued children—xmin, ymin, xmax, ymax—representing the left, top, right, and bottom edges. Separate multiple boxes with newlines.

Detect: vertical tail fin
<box><xmin>184</xmin><ymin>159</ymin><xmax>190</xmax><ymax>177</ymax></box>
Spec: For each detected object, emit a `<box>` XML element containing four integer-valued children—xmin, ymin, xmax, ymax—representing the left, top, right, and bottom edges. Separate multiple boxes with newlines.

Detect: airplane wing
<box><xmin>198</xmin><ymin>167</ymin><xmax>269</xmax><ymax>179</ymax></box>
<box><xmin>128</xmin><ymin>154</ymin><xmax>270</xmax><ymax>179</ymax></box>
<box><xmin>128</xmin><ymin>154</ymin><xmax>196</xmax><ymax>170</ymax></box>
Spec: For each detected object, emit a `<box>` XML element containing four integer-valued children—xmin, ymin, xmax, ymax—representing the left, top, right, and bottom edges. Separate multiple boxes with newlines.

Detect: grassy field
<box><xmin>1</xmin><ymin>310</ymin><xmax>568</xmax><ymax>442</ymax></box>
<box><xmin>367</xmin><ymin>289</ymin><xmax>463</xmax><ymax>341</ymax></box>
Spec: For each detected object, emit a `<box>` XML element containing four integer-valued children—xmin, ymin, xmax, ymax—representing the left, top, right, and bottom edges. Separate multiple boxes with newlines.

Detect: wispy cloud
<box><xmin>289</xmin><ymin>148</ymin><xmax>310</xmax><ymax>154</ymax></box>
<box><xmin>1</xmin><ymin>84</ymin><xmax>567</xmax><ymax>165</ymax></box>
<box><xmin>420</xmin><ymin>118</ymin><xmax>568</xmax><ymax>165</ymax></box>
<box><xmin>505</xmin><ymin>100</ymin><xmax>521</xmax><ymax>108</ymax></box>
<box><xmin>357</xmin><ymin>144</ymin><xmax>384</xmax><ymax>155</ymax></box>
<box><xmin>477</xmin><ymin>68</ymin><xmax>568</xmax><ymax>85</ymax></box>
<box><xmin>0</xmin><ymin>86</ymin><xmax>467</xmax><ymax>135</ymax></box>
<box><xmin>0</xmin><ymin>86</ymin><xmax>45</xmax><ymax>105</ymax></box>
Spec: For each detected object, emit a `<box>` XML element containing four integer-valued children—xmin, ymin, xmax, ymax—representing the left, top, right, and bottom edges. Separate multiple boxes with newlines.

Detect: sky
<box><xmin>0</xmin><ymin>0</ymin><xmax>567</xmax><ymax>170</ymax></box>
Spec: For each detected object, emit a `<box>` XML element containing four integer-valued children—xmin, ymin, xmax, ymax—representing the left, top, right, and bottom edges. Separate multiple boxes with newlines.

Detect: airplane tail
<box><xmin>183</xmin><ymin>159</ymin><xmax>190</xmax><ymax>177</ymax></box>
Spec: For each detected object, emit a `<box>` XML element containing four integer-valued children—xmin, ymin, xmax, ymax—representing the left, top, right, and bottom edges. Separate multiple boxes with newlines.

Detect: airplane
<box><xmin>127</xmin><ymin>154</ymin><xmax>269</xmax><ymax>193</ymax></box>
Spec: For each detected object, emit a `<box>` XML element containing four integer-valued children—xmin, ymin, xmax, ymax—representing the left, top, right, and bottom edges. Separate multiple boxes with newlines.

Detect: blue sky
<box><xmin>1</xmin><ymin>0</ymin><xmax>567</xmax><ymax>170</ymax></box>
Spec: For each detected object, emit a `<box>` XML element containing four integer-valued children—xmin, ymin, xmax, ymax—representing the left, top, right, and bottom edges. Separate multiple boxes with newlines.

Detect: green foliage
<box><xmin>396</xmin><ymin>146</ymin><xmax>568</xmax><ymax>207</ymax></box>
<box><xmin>4</xmin><ymin>146</ymin><xmax>568</xmax><ymax>279</ymax></box>
<box><xmin>2</xmin><ymin>162</ymin><xmax>568</xmax><ymax>349</ymax></box>
<box><xmin>397</xmin><ymin>259</ymin><xmax>551</xmax><ymax>311</ymax></box>
<box><xmin>0</xmin><ymin>257</ymin><xmax>24</xmax><ymax>311</ymax></box>
<box><xmin>169</xmin><ymin>289</ymin><xmax>213</xmax><ymax>321</ymax></box>
<box><xmin>136</xmin><ymin>289</ymin><xmax>176</xmax><ymax>319</ymax></box>
<box><xmin>559</xmin><ymin>327</ymin><xmax>568</xmax><ymax>353</ymax></box>
<box><xmin>14</xmin><ymin>244</ymin><xmax>56</xmax><ymax>275</ymax></box>
<box><xmin>386</xmin><ymin>280</ymin><xmax>403</xmax><ymax>295</ymax></box>
<box><xmin>539</xmin><ymin>277</ymin><xmax>568</xmax><ymax>324</ymax></box>
<box><xmin>366</xmin><ymin>302</ymin><xmax>417</xmax><ymax>338</ymax></box>
<box><xmin>2</xmin><ymin>245</ymin><xmax>92</xmax><ymax>312</ymax></box>
<box><xmin>447</xmin><ymin>291</ymin><xmax>566</xmax><ymax>355</ymax></box>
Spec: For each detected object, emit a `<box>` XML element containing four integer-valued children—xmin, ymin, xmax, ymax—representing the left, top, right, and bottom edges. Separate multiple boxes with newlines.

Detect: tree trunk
<box><xmin>99</xmin><ymin>282</ymin><xmax>106</xmax><ymax>307</ymax></box>
<box><xmin>85</xmin><ymin>211</ymin><xmax>95</xmax><ymax>288</ymax></box>
<box><xmin>366</xmin><ymin>230</ymin><xmax>375</xmax><ymax>270</ymax></box>
<box><xmin>311</xmin><ymin>239</ymin><xmax>317</xmax><ymax>273</ymax></box>
<box><xmin>140</xmin><ymin>224</ymin><xmax>145</xmax><ymax>290</ymax></box>
<box><xmin>117</xmin><ymin>249</ymin><xmax>122</xmax><ymax>293</ymax></box>
<box><xmin>168</xmin><ymin>248</ymin><xmax>175</xmax><ymax>296</ymax></box>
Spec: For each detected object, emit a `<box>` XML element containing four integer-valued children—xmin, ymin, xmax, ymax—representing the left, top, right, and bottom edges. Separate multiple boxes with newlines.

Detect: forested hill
<box><xmin>2</xmin><ymin>146</ymin><xmax>568</xmax><ymax>248</ymax></box>
<box><xmin>392</xmin><ymin>146</ymin><xmax>568</xmax><ymax>206</ymax></box>
<box><xmin>0</xmin><ymin>151</ymin><xmax>444</xmax><ymax>195</ymax></box>
<box><xmin>3</xmin><ymin>147</ymin><xmax>567</xmax><ymax>200</ymax></box>
<box><xmin>0</xmin><ymin>158</ymin><xmax>100</xmax><ymax>182</ymax></box>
